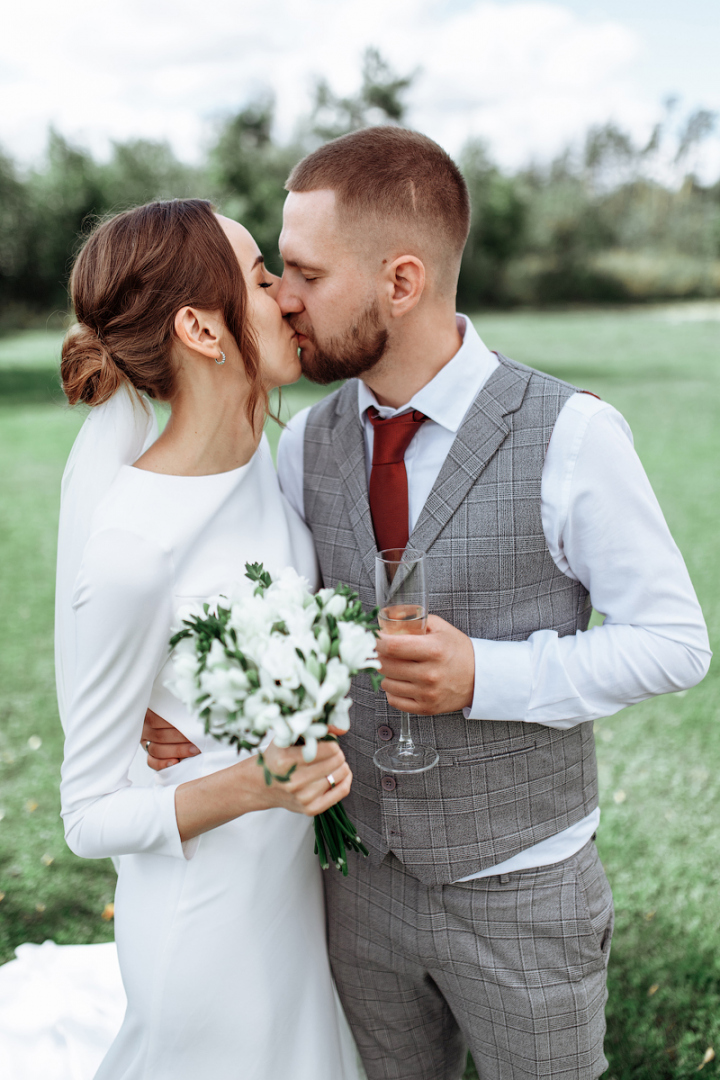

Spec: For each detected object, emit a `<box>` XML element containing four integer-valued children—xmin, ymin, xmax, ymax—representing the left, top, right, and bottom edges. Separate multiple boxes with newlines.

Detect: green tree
<box><xmin>98</xmin><ymin>139</ymin><xmax>204</xmax><ymax>211</ymax></box>
<box><xmin>207</xmin><ymin>95</ymin><xmax>303</xmax><ymax>274</ymax></box>
<box><xmin>0</xmin><ymin>150</ymin><xmax>32</xmax><ymax>312</ymax></box>
<box><xmin>22</xmin><ymin>130</ymin><xmax>106</xmax><ymax>308</ymax></box>
<box><xmin>457</xmin><ymin>140</ymin><xmax>527</xmax><ymax>306</ymax></box>
<box><xmin>309</xmin><ymin>47</ymin><xmax>415</xmax><ymax>141</ymax></box>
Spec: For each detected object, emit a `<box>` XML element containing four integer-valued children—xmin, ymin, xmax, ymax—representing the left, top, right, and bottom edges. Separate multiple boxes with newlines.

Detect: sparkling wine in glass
<box><xmin>373</xmin><ymin>548</ymin><xmax>439</xmax><ymax>774</ymax></box>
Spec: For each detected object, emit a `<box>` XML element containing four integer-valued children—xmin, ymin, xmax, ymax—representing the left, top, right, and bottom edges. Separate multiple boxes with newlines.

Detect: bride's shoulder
<box><xmin>75</xmin><ymin>470</ymin><xmax>175</xmax><ymax>609</ymax></box>
<box><xmin>74</xmin><ymin>525</ymin><xmax>173</xmax><ymax>614</ymax></box>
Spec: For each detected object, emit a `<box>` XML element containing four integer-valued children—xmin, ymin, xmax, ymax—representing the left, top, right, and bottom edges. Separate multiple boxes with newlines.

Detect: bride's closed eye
<box><xmin>259</xmin><ymin>282</ymin><xmax>273</xmax><ymax>289</ymax></box>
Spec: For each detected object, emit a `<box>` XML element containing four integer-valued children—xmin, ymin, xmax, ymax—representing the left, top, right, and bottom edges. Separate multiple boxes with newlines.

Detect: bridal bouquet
<box><xmin>167</xmin><ymin>563</ymin><xmax>382</xmax><ymax>875</ymax></box>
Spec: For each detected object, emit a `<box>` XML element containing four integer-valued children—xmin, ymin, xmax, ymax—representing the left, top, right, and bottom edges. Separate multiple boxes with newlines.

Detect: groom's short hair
<box><xmin>286</xmin><ymin>127</ymin><xmax>470</xmax><ymax>290</ymax></box>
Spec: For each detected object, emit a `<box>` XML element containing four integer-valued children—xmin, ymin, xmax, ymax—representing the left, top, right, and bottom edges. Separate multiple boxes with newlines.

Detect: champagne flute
<box><xmin>373</xmin><ymin>548</ymin><xmax>439</xmax><ymax>774</ymax></box>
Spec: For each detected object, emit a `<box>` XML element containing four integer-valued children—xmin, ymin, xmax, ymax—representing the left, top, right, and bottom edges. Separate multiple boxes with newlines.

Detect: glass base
<box><xmin>373</xmin><ymin>743</ymin><xmax>439</xmax><ymax>774</ymax></box>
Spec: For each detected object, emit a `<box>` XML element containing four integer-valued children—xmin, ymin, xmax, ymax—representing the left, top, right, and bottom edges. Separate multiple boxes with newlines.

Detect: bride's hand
<box><xmin>260</xmin><ymin>739</ymin><xmax>352</xmax><ymax>817</ymax></box>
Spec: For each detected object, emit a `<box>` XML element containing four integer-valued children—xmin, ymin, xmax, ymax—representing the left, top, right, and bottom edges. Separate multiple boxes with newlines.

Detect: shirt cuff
<box><xmin>463</xmin><ymin>638</ymin><xmax>533</xmax><ymax>721</ymax></box>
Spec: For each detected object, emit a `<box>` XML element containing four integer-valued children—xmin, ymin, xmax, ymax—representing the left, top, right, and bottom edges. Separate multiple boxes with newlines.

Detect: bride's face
<box><xmin>217</xmin><ymin>215</ymin><xmax>301</xmax><ymax>390</ymax></box>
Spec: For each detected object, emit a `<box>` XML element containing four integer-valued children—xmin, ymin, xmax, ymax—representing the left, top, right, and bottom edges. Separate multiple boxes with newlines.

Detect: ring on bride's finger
<box><xmin>326</xmin><ymin>774</ymin><xmax>337</xmax><ymax>789</ymax></box>
<box><xmin>144</xmin><ymin>740</ymin><xmax>151</xmax><ymax>754</ymax></box>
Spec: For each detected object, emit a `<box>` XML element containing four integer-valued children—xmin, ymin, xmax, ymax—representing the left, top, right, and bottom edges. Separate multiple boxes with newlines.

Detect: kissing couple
<box><xmin>57</xmin><ymin>127</ymin><xmax>710</xmax><ymax>1079</ymax></box>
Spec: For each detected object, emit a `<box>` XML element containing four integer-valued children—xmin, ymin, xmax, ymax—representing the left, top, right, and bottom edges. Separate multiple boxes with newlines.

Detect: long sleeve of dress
<box><xmin>60</xmin><ymin>527</ymin><xmax>187</xmax><ymax>861</ymax></box>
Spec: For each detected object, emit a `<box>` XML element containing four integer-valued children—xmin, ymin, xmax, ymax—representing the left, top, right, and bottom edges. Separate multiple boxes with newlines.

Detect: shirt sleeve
<box><xmin>277</xmin><ymin>407</ymin><xmax>310</xmax><ymax>523</ymax></box>
<box><xmin>60</xmin><ymin>527</ymin><xmax>188</xmax><ymax>860</ymax></box>
<box><xmin>466</xmin><ymin>393</ymin><xmax>712</xmax><ymax>727</ymax></box>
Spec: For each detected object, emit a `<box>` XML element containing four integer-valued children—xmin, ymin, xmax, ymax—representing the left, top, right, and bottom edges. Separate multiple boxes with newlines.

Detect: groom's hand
<box><xmin>376</xmin><ymin>615</ymin><xmax>475</xmax><ymax>715</ymax></box>
<box><xmin>142</xmin><ymin>710</ymin><xmax>200</xmax><ymax>771</ymax></box>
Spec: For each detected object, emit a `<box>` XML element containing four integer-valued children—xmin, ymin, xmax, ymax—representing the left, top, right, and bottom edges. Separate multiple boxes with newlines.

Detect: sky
<box><xmin>2</xmin><ymin>0</ymin><xmax>719</xmax><ymax>175</ymax></box>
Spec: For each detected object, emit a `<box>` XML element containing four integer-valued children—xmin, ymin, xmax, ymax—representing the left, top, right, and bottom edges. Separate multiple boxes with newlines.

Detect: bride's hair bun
<box><xmin>60</xmin><ymin>324</ymin><xmax>125</xmax><ymax>407</ymax></box>
<box><xmin>60</xmin><ymin>200</ymin><xmax>263</xmax><ymax>417</ymax></box>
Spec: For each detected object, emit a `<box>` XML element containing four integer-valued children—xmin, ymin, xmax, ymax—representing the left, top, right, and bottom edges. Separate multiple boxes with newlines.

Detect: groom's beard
<box><xmin>289</xmin><ymin>300</ymin><xmax>389</xmax><ymax>385</ymax></box>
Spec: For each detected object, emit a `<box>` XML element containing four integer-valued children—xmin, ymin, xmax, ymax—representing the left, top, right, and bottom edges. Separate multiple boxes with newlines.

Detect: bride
<box><xmin>56</xmin><ymin>199</ymin><xmax>360</xmax><ymax>1079</ymax></box>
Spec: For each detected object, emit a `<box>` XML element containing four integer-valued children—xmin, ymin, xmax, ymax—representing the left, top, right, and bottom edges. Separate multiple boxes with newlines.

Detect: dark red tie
<box><xmin>367</xmin><ymin>406</ymin><xmax>428</xmax><ymax>553</ymax></box>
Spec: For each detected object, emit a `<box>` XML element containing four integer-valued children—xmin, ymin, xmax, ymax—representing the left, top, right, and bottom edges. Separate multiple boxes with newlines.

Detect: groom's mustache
<box><xmin>286</xmin><ymin>315</ymin><xmax>315</xmax><ymax>342</ymax></box>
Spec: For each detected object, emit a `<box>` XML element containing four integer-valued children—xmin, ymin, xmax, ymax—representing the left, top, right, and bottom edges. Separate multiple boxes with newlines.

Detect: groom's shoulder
<box><xmin>494</xmin><ymin>352</ymin><xmax>581</xmax><ymax>396</ymax></box>
<box><xmin>296</xmin><ymin>381</ymin><xmax>357</xmax><ymax>440</ymax></box>
<box><xmin>278</xmin><ymin>380</ymin><xmax>353</xmax><ymax>461</ymax></box>
<box><xmin>308</xmin><ymin>380</ymin><xmax>355</xmax><ymax>422</ymax></box>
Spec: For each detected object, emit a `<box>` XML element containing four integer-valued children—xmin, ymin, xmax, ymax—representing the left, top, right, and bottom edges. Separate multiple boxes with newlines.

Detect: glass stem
<box><xmin>398</xmin><ymin>711</ymin><xmax>415</xmax><ymax>753</ymax></box>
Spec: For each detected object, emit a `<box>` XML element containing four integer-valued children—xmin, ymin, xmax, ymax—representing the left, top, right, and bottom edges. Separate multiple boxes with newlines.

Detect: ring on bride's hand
<box><xmin>144</xmin><ymin>740</ymin><xmax>151</xmax><ymax>754</ymax></box>
<box><xmin>326</xmin><ymin>774</ymin><xmax>337</xmax><ymax>790</ymax></box>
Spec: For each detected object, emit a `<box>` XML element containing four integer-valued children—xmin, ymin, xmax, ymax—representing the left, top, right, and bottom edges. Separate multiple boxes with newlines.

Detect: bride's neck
<box><xmin>134</xmin><ymin>370</ymin><xmax>262</xmax><ymax>477</ymax></box>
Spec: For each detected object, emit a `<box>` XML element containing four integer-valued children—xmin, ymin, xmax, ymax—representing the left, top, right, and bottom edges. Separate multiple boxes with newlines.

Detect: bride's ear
<box><xmin>174</xmin><ymin>307</ymin><xmax>224</xmax><ymax>360</ymax></box>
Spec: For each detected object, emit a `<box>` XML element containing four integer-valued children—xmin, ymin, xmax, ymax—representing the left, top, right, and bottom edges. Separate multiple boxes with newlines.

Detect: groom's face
<box><xmin>277</xmin><ymin>190</ymin><xmax>390</xmax><ymax>385</ymax></box>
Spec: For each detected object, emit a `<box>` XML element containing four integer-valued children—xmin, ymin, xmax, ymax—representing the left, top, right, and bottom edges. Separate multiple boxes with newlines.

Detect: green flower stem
<box><xmin>313</xmin><ymin>817</ymin><xmax>330</xmax><ymax>871</ymax></box>
<box><xmin>314</xmin><ymin>802</ymin><xmax>369</xmax><ymax>875</ymax></box>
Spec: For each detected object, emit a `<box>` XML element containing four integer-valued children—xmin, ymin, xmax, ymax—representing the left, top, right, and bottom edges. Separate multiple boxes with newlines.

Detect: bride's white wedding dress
<box><xmin>1</xmin><ymin>403</ymin><xmax>360</xmax><ymax>1079</ymax></box>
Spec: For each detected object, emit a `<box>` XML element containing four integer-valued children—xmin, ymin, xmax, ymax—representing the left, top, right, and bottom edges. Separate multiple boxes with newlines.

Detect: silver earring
<box><xmin>215</xmin><ymin>351</ymin><xmax>226</xmax><ymax>365</ymax></box>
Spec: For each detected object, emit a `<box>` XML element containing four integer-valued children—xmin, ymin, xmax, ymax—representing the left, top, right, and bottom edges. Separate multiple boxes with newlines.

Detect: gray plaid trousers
<box><xmin>325</xmin><ymin>840</ymin><xmax>613</xmax><ymax>1080</ymax></box>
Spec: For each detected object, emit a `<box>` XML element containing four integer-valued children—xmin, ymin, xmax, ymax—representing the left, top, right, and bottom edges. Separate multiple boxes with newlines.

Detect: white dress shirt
<box><xmin>277</xmin><ymin>315</ymin><xmax>711</xmax><ymax>879</ymax></box>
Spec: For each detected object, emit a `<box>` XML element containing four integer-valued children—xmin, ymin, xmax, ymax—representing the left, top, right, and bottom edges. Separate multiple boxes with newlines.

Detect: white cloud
<box><xmin>0</xmin><ymin>0</ymin><xmax>652</xmax><ymax>169</ymax></box>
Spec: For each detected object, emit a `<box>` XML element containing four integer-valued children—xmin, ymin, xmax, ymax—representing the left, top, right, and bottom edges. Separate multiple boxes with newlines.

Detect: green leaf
<box><xmin>245</xmin><ymin>561</ymin><xmax>272</xmax><ymax>590</ymax></box>
<box><xmin>257</xmin><ymin>754</ymin><xmax>297</xmax><ymax>784</ymax></box>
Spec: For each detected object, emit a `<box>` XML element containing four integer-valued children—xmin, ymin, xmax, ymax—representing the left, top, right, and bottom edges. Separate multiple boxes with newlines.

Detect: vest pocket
<box><xmin>453</xmin><ymin>741</ymin><xmax>537</xmax><ymax>767</ymax></box>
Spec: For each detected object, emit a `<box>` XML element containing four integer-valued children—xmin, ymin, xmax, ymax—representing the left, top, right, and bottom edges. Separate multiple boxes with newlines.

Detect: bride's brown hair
<box><xmin>61</xmin><ymin>199</ymin><xmax>264</xmax><ymax>420</ymax></box>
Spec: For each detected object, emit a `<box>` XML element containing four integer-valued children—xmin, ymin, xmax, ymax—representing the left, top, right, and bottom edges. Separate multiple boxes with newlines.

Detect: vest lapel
<box><xmin>330</xmin><ymin>385</ymin><xmax>379</xmax><ymax>585</ymax></box>
<box><xmin>409</xmin><ymin>356</ymin><xmax>531</xmax><ymax>555</ymax></box>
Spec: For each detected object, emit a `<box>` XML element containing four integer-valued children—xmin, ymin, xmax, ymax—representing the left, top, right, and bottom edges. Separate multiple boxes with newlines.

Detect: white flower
<box><xmin>200</xmin><ymin>666</ymin><xmax>250</xmax><ymax>711</ymax></box>
<box><xmin>299</xmin><ymin>662</ymin><xmax>321</xmax><ymax>702</ymax></box>
<box><xmin>256</xmin><ymin>636</ymin><xmax>303</xmax><ymax>688</ymax></box>
<box><xmin>243</xmin><ymin>692</ymin><xmax>282</xmax><ymax>733</ymax></box>
<box><xmin>300</xmin><ymin>726</ymin><xmax>329</xmax><ymax>762</ymax></box>
<box><xmin>314</xmin><ymin>657</ymin><xmax>352</xmax><ymax>713</ymax></box>
<box><xmin>314</xmin><ymin>627</ymin><xmax>331</xmax><ymax>658</ymax></box>
<box><xmin>323</xmin><ymin>593</ymin><xmax>348</xmax><ymax>619</ymax></box>
<box><xmin>228</xmin><ymin>594</ymin><xmax>275</xmax><ymax>642</ymax></box>
<box><xmin>285</xmin><ymin>710</ymin><xmax>322</xmax><ymax>743</ymax></box>
<box><xmin>283</xmin><ymin>604</ymin><xmax>317</xmax><ymax>644</ymax></box>
<box><xmin>166</xmin><ymin>650</ymin><xmax>202</xmax><ymax>705</ymax></box>
<box><xmin>337</xmin><ymin>622</ymin><xmax>380</xmax><ymax>673</ymax></box>
<box><xmin>302</xmin><ymin>738</ymin><xmax>318</xmax><ymax>762</ymax></box>
<box><xmin>205</xmin><ymin>638</ymin><xmax>228</xmax><ymax>671</ymax></box>
<box><xmin>328</xmin><ymin>696</ymin><xmax>352</xmax><ymax>731</ymax></box>
<box><xmin>271</xmin><ymin>715</ymin><xmax>294</xmax><ymax>747</ymax></box>
<box><xmin>266</xmin><ymin>566</ymin><xmax>313</xmax><ymax>613</ymax></box>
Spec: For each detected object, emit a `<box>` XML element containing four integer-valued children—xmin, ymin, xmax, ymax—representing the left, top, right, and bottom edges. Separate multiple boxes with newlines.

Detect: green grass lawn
<box><xmin>0</xmin><ymin>305</ymin><xmax>718</xmax><ymax>1078</ymax></box>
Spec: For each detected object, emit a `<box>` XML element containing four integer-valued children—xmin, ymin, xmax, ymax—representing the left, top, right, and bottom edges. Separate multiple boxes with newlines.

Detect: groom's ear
<box><xmin>384</xmin><ymin>256</ymin><xmax>425</xmax><ymax>319</ymax></box>
<box><xmin>174</xmin><ymin>306</ymin><xmax>224</xmax><ymax>359</ymax></box>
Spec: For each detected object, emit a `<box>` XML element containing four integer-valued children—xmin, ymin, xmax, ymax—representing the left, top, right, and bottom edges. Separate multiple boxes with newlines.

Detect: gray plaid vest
<box><xmin>303</xmin><ymin>354</ymin><xmax>598</xmax><ymax>885</ymax></box>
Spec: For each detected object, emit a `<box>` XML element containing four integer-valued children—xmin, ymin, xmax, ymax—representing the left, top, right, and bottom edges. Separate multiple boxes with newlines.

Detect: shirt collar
<box><xmin>356</xmin><ymin>314</ymin><xmax>498</xmax><ymax>433</ymax></box>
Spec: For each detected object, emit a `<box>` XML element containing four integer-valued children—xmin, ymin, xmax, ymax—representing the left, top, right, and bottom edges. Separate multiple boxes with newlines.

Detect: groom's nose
<box><xmin>276</xmin><ymin>274</ymin><xmax>303</xmax><ymax>316</ymax></box>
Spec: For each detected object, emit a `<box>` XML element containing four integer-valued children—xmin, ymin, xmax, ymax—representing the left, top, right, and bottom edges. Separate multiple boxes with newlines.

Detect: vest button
<box><xmin>377</xmin><ymin>725</ymin><xmax>394</xmax><ymax>742</ymax></box>
<box><xmin>381</xmin><ymin>776</ymin><xmax>397</xmax><ymax>792</ymax></box>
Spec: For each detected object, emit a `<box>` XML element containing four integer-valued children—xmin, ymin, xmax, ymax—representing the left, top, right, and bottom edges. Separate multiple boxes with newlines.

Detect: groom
<box><xmin>145</xmin><ymin>128</ymin><xmax>710</xmax><ymax>1079</ymax></box>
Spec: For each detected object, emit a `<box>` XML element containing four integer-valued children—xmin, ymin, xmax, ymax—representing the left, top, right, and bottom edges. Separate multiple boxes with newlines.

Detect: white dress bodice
<box><xmin>60</xmin><ymin>435</ymin><xmax>319</xmax><ymax>858</ymax></box>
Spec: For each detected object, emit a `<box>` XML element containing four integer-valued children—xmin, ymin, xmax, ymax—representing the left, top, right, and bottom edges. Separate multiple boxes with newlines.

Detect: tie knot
<box><xmin>367</xmin><ymin>407</ymin><xmax>428</xmax><ymax>466</ymax></box>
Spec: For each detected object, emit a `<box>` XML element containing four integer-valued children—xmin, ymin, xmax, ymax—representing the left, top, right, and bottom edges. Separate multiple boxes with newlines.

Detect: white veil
<box><xmin>55</xmin><ymin>384</ymin><xmax>159</xmax><ymax>730</ymax></box>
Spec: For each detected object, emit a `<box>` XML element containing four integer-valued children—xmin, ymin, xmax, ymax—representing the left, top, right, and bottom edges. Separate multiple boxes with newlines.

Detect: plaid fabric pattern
<box><xmin>303</xmin><ymin>355</ymin><xmax>598</xmax><ymax>885</ymax></box>
<box><xmin>325</xmin><ymin>839</ymin><xmax>614</xmax><ymax>1080</ymax></box>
